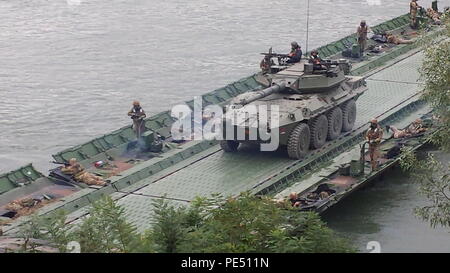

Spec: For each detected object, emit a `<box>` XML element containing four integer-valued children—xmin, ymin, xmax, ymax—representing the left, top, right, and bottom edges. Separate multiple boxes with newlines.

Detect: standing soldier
<box><xmin>260</xmin><ymin>55</ymin><xmax>274</xmax><ymax>74</ymax></box>
<box><xmin>365</xmin><ymin>119</ymin><xmax>383</xmax><ymax>171</ymax></box>
<box><xmin>410</xmin><ymin>0</ymin><xmax>421</xmax><ymax>29</ymax></box>
<box><xmin>128</xmin><ymin>101</ymin><xmax>146</xmax><ymax>138</ymax></box>
<box><xmin>309</xmin><ymin>50</ymin><xmax>325</xmax><ymax>70</ymax></box>
<box><xmin>357</xmin><ymin>20</ymin><xmax>370</xmax><ymax>55</ymax></box>
<box><xmin>287</xmin><ymin>41</ymin><xmax>303</xmax><ymax>63</ymax></box>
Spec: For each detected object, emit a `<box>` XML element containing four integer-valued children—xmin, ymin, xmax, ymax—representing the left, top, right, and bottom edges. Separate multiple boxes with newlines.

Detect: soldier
<box><xmin>408</xmin><ymin>118</ymin><xmax>427</xmax><ymax>134</ymax></box>
<box><xmin>426</xmin><ymin>8</ymin><xmax>441</xmax><ymax>25</ymax></box>
<box><xmin>128</xmin><ymin>100</ymin><xmax>146</xmax><ymax>138</ymax></box>
<box><xmin>365</xmin><ymin>119</ymin><xmax>383</xmax><ymax>171</ymax></box>
<box><xmin>386</xmin><ymin>118</ymin><xmax>426</xmax><ymax>138</ymax></box>
<box><xmin>410</xmin><ymin>0</ymin><xmax>421</xmax><ymax>28</ymax></box>
<box><xmin>309</xmin><ymin>50</ymin><xmax>325</xmax><ymax>70</ymax></box>
<box><xmin>356</xmin><ymin>20</ymin><xmax>370</xmax><ymax>55</ymax></box>
<box><xmin>61</xmin><ymin>158</ymin><xmax>106</xmax><ymax>186</ymax></box>
<box><xmin>288</xmin><ymin>192</ymin><xmax>303</xmax><ymax>207</ymax></box>
<box><xmin>385</xmin><ymin>33</ymin><xmax>415</xmax><ymax>45</ymax></box>
<box><xmin>287</xmin><ymin>41</ymin><xmax>302</xmax><ymax>63</ymax></box>
<box><xmin>260</xmin><ymin>55</ymin><xmax>274</xmax><ymax>74</ymax></box>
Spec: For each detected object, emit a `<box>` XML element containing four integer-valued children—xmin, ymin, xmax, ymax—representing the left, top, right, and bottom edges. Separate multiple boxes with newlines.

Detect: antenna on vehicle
<box><xmin>305</xmin><ymin>0</ymin><xmax>311</xmax><ymax>55</ymax></box>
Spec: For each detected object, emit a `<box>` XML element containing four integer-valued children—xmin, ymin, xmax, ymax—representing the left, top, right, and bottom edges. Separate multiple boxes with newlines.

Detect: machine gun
<box><xmin>260</xmin><ymin>52</ymin><xmax>291</xmax><ymax>59</ymax></box>
<box><xmin>260</xmin><ymin>47</ymin><xmax>292</xmax><ymax>66</ymax></box>
<box><xmin>315</xmin><ymin>59</ymin><xmax>352</xmax><ymax>75</ymax></box>
<box><xmin>52</xmin><ymin>161</ymin><xmax>69</xmax><ymax>166</ymax></box>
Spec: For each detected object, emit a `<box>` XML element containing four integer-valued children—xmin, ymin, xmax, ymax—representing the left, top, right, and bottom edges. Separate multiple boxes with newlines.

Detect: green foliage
<box><xmin>74</xmin><ymin>195</ymin><xmax>141</xmax><ymax>253</ymax></box>
<box><xmin>401</xmin><ymin>10</ymin><xmax>450</xmax><ymax>229</ymax></box>
<box><xmin>145</xmin><ymin>197</ymin><xmax>191</xmax><ymax>253</ymax></box>
<box><xmin>17</xmin><ymin>214</ymin><xmax>49</xmax><ymax>252</ymax></box>
<box><xmin>179</xmin><ymin>193</ymin><xmax>285</xmax><ymax>253</ymax></box>
<box><xmin>37</xmin><ymin>210</ymin><xmax>74</xmax><ymax>252</ymax></box>
<box><xmin>15</xmin><ymin>210</ymin><xmax>73</xmax><ymax>252</ymax></box>
<box><xmin>171</xmin><ymin>193</ymin><xmax>355</xmax><ymax>253</ymax></box>
<box><xmin>17</xmin><ymin>195</ymin><xmax>143</xmax><ymax>253</ymax></box>
<box><xmin>419</xmin><ymin>11</ymin><xmax>450</xmax><ymax>151</ymax></box>
<box><xmin>17</xmin><ymin>193</ymin><xmax>354</xmax><ymax>253</ymax></box>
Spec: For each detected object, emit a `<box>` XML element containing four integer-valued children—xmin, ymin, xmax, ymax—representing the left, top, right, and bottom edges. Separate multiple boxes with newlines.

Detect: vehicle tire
<box><xmin>341</xmin><ymin>99</ymin><xmax>357</xmax><ymax>132</ymax></box>
<box><xmin>309</xmin><ymin>115</ymin><xmax>328</xmax><ymax>149</ymax></box>
<box><xmin>287</xmin><ymin>123</ymin><xmax>310</xmax><ymax>159</ymax></box>
<box><xmin>327</xmin><ymin>107</ymin><xmax>343</xmax><ymax>140</ymax></box>
<box><xmin>220</xmin><ymin>140</ymin><xmax>239</xmax><ymax>152</ymax></box>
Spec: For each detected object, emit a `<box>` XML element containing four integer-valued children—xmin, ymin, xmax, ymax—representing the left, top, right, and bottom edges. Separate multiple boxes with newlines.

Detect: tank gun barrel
<box><xmin>237</xmin><ymin>82</ymin><xmax>286</xmax><ymax>105</ymax></box>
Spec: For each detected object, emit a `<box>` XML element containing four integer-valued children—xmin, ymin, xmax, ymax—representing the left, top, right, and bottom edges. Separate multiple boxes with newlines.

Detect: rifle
<box><xmin>52</xmin><ymin>161</ymin><xmax>69</xmax><ymax>166</ymax></box>
<box><xmin>130</xmin><ymin>113</ymin><xmax>145</xmax><ymax>120</ymax></box>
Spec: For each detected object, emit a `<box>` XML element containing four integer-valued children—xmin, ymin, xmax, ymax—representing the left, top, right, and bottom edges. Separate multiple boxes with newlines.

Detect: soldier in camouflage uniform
<box><xmin>386</xmin><ymin>118</ymin><xmax>427</xmax><ymax>139</ymax></box>
<box><xmin>287</xmin><ymin>41</ymin><xmax>303</xmax><ymax>63</ymax></box>
<box><xmin>357</xmin><ymin>20</ymin><xmax>370</xmax><ymax>55</ymax></box>
<box><xmin>426</xmin><ymin>8</ymin><xmax>441</xmax><ymax>25</ymax></box>
<box><xmin>260</xmin><ymin>55</ymin><xmax>274</xmax><ymax>74</ymax></box>
<box><xmin>365</xmin><ymin>119</ymin><xmax>383</xmax><ymax>171</ymax></box>
<box><xmin>128</xmin><ymin>100</ymin><xmax>147</xmax><ymax>138</ymax></box>
<box><xmin>386</xmin><ymin>33</ymin><xmax>415</xmax><ymax>44</ymax></box>
<box><xmin>61</xmin><ymin>158</ymin><xmax>106</xmax><ymax>186</ymax></box>
<box><xmin>410</xmin><ymin>0</ymin><xmax>421</xmax><ymax>28</ymax></box>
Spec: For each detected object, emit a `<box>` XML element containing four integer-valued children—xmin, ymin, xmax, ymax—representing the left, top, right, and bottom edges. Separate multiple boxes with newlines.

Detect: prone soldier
<box><xmin>61</xmin><ymin>158</ymin><xmax>106</xmax><ymax>186</ymax></box>
<box><xmin>385</xmin><ymin>33</ymin><xmax>415</xmax><ymax>44</ymax></box>
<box><xmin>386</xmin><ymin>118</ymin><xmax>427</xmax><ymax>139</ymax></box>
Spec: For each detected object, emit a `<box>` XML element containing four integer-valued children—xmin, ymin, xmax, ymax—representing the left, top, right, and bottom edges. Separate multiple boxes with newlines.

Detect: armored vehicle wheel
<box><xmin>220</xmin><ymin>140</ymin><xmax>240</xmax><ymax>152</ymax></box>
<box><xmin>287</xmin><ymin>123</ymin><xmax>310</xmax><ymax>159</ymax></box>
<box><xmin>327</xmin><ymin>107</ymin><xmax>343</xmax><ymax>140</ymax></box>
<box><xmin>341</xmin><ymin>99</ymin><xmax>357</xmax><ymax>132</ymax></box>
<box><xmin>309</xmin><ymin>115</ymin><xmax>328</xmax><ymax>149</ymax></box>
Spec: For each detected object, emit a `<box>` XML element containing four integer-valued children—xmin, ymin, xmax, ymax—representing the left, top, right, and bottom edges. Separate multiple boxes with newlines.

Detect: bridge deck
<box><xmin>63</xmin><ymin>51</ymin><xmax>426</xmax><ymax>232</ymax></box>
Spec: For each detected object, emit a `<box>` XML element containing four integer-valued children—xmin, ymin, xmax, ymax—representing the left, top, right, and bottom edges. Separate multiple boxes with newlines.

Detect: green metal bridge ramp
<box><xmin>99</xmin><ymin>49</ymin><xmax>426</xmax><ymax>226</ymax></box>
<box><xmin>316</xmin><ymin>14</ymin><xmax>410</xmax><ymax>58</ymax></box>
<box><xmin>2</xmin><ymin>15</ymin><xmax>438</xmax><ymax>235</ymax></box>
<box><xmin>275</xmin><ymin>103</ymin><xmax>432</xmax><ymax>199</ymax></box>
<box><xmin>51</xmin><ymin>73</ymin><xmax>262</xmax><ymax>165</ymax></box>
<box><xmin>367</xmin><ymin>56</ymin><xmax>422</xmax><ymax>82</ymax></box>
<box><xmin>9</xmin><ymin>38</ymin><xmax>426</xmax><ymax>236</ymax></box>
<box><xmin>0</xmin><ymin>164</ymin><xmax>45</xmax><ymax>195</ymax></box>
<box><xmin>129</xmin><ymin>150</ymin><xmax>292</xmax><ymax>201</ymax></box>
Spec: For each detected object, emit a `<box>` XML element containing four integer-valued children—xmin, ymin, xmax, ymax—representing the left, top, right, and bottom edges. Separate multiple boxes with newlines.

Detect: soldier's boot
<box><xmin>371</xmin><ymin>160</ymin><xmax>378</xmax><ymax>172</ymax></box>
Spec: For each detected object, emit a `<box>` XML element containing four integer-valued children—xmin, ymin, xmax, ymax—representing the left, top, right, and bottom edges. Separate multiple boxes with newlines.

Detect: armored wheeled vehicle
<box><xmin>220</xmin><ymin>57</ymin><xmax>368</xmax><ymax>159</ymax></box>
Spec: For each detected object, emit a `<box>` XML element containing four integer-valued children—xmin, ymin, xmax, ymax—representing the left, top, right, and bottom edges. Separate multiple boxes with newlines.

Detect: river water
<box><xmin>0</xmin><ymin>0</ymin><xmax>449</xmax><ymax>251</ymax></box>
<box><xmin>324</xmin><ymin>150</ymin><xmax>450</xmax><ymax>253</ymax></box>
